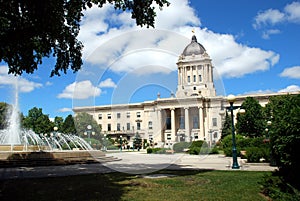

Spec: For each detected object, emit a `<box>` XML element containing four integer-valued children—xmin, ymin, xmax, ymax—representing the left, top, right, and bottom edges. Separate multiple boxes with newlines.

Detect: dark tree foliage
<box><xmin>236</xmin><ymin>97</ymin><xmax>265</xmax><ymax>138</ymax></box>
<box><xmin>22</xmin><ymin>107</ymin><xmax>54</xmax><ymax>134</ymax></box>
<box><xmin>61</xmin><ymin>114</ymin><xmax>77</xmax><ymax>134</ymax></box>
<box><xmin>221</xmin><ymin>110</ymin><xmax>231</xmax><ymax>139</ymax></box>
<box><xmin>267</xmin><ymin>94</ymin><xmax>300</xmax><ymax>190</ymax></box>
<box><xmin>74</xmin><ymin>112</ymin><xmax>101</xmax><ymax>138</ymax></box>
<box><xmin>0</xmin><ymin>102</ymin><xmax>9</xmax><ymax>129</ymax></box>
<box><xmin>0</xmin><ymin>0</ymin><xmax>170</xmax><ymax>76</ymax></box>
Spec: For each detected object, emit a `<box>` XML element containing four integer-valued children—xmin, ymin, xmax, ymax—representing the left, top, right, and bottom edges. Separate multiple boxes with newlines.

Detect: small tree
<box><xmin>74</xmin><ymin>112</ymin><xmax>101</xmax><ymax>138</ymax></box>
<box><xmin>221</xmin><ymin>111</ymin><xmax>232</xmax><ymax>139</ymax></box>
<box><xmin>61</xmin><ymin>114</ymin><xmax>76</xmax><ymax>134</ymax></box>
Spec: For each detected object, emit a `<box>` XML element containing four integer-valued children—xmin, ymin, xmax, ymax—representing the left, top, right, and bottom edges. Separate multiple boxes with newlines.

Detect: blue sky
<box><xmin>1</xmin><ymin>0</ymin><xmax>300</xmax><ymax>119</ymax></box>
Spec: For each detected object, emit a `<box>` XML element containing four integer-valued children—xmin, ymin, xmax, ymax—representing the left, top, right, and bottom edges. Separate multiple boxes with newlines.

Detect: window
<box><xmin>107</xmin><ymin>123</ymin><xmax>111</xmax><ymax>131</ymax></box>
<box><xmin>193</xmin><ymin>86</ymin><xmax>196</xmax><ymax>90</ymax></box>
<box><xmin>117</xmin><ymin>123</ymin><xmax>121</xmax><ymax>131</ymax></box>
<box><xmin>193</xmin><ymin>116</ymin><xmax>199</xmax><ymax>129</ymax></box>
<box><xmin>199</xmin><ymin>75</ymin><xmax>202</xmax><ymax>82</ymax></box>
<box><xmin>167</xmin><ymin>134</ymin><xmax>171</xmax><ymax>140</ymax></box>
<box><xmin>187</xmin><ymin>76</ymin><xmax>190</xmax><ymax>83</ymax></box>
<box><xmin>126</xmin><ymin>112</ymin><xmax>130</xmax><ymax>118</ymax></box>
<box><xmin>212</xmin><ymin>118</ymin><xmax>217</xmax><ymax>127</ymax></box>
<box><xmin>148</xmin><ymin>121</ymin><xmax>153</xmax><ymax>130</ymax></box>
<box><xmin>107</xmin><ymin>114</ymin><xmax>111</xmax><ymax>119</ymax></box>
<box><xmin>117</xmin><ymin>113</ymin><xmax>121</xmax><ymax>118</ymax></box>
<box><xmin>137</xmin><ymin>122</ymin><xmax>141</xmax><ymax>130</ymax></box>
<box><xmin>193</xmin><ymin>75</ymin><xmax>196</xmax><ymax>82</ymax></box>
<box><xmin>166</xmin><ymin>117</ymin><xmax>171</xmax><ymax>129</ymax></box>
<box><xmin>136</xmin><ymin>112</ymin><xmax>141</xmax><ymax>118</ymax></box>
<box><xmin>194</xmin><ymin>133</ymin><xmax>199</xmax><ymax>139</ymax></box>
<box><xmin>213</xmin><ymin>132</ymin><xmax>218</xmax><ymax>139</ymax></box>
<box><xmin>127</xmin><ymin>123</ymin><xmax>130</xmax><ymax>130</ymax></box>
<box><xmin>98</xmin><ymin>114</ymin><xmax>102</xmax><ymax>120</ymax></box>
<box><xmin>179</xmin><ymin>116</ymin><xmax>185</xmax><ymax>129</ymax></box>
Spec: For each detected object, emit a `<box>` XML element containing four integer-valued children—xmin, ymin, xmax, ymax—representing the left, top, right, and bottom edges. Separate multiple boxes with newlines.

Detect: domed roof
<box><xmin>182</xmin><ymin>35</ymin><xmax>206</xmax><ymax>56</ymax></box>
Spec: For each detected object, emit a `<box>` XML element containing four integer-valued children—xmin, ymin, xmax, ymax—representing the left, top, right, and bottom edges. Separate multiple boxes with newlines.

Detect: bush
<box><xmin>147</xmin><ymin>148</ymin><xmax>170</xmax><ymax>154</ymax></box>
<box><xmin>173</xmin><ymin>142</ymin><xmax>191</xmax><ymax>153</ymax></box>
<box><xmin>245</xmin><ymin>147</ymin><xmax>263</xmax><ymax>163</ymax></box>
<box><xmin>260</xmin><ymin>173</ymin><xmax>300</xmax><ymax>201</ymax></box>
<box><xmin>188</xmin><ymin>147</ymin><xmax>201</xmax><ymax>155</ymax></box>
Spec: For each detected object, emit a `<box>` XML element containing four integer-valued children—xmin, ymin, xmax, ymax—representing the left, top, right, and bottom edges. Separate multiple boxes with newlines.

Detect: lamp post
<box><xmin>120</xmin><ymin>135</ymin><xmax>122</xmax><ymax>152</ymax></box>
<box><xmin>227</xmin><ymin>94</ymin><xmax>245</xmax><ymax>169</ymax></box>
<box><xmin>84</xmin><ymin>125</ymin><xmax>95</xmax><ymax>145</ymax></box>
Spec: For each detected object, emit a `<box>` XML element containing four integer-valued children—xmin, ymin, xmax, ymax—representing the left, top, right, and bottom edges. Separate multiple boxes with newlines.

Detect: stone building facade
<box><xmin>73</xmin><ymin>35</ymin><xmax>298</xmax><ymax>148</ymax></box>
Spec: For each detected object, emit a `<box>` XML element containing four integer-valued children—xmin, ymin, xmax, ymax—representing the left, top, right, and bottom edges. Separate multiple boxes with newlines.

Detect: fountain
<box><xmin>0</xmin><ymin>79</ymin><xmax>107</xmax><ymax>167</ymax></box>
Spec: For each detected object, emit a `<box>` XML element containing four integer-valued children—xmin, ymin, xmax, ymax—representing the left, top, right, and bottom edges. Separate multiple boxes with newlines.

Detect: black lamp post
<box><xmin>120</xmin><ymin>135</ymin><xmax>122</xmax><ymax>152</ymax></box>
<box><xmin>227</xmin><ymin>95</ymin><xmax>245</xmax><ymax>169</ymax></box>
<box><xmin>84</xmin><ymin>125</ymin><xmax>95</xmax><ymax>145</ymax></box>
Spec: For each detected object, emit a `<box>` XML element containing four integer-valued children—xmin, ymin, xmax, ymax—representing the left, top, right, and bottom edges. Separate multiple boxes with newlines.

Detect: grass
<box><xmin>0</xmin><ymin>170</ymin><xmax>271</xmax><ymax>201</ymax></box>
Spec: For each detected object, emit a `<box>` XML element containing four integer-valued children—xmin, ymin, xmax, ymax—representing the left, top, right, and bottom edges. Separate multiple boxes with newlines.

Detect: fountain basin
<box><xmin>0</xmin><ymin>150</ymin><xmax>110</xmax><ymax>167</ymax></box>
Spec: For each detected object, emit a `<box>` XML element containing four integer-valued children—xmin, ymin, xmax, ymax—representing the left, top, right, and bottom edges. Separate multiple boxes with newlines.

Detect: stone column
<box><xmin>171</xmin><ymin>108</ymin><xmax>176</xmax><ymax>141</ymax></box>
<box><xmin>184</xmin><ymin>107</ymin><xmax>190</xmax><ymax>142</ymax></box>
<box><xmin>157</xmin><ymin>109</ymin><xmax>163</xmax><ymax>142</ymax></box>
<box><xmin>199</xmin><ymin>106</ymin><xmax>205</xmax><ymax>140</ymax></box>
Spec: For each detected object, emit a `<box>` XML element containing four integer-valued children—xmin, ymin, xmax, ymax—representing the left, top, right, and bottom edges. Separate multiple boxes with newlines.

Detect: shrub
<box><xmin>173</xmin><ymin>142</ymin><xmax>191</xmax><ymax>152</ymax></box>
<box><xmin>147</xmin><ymin>148</ymin><xmax>170</xmax><ymax>154</ymax></box>
<box><xmin>188</xmin><ymin>147</ymin><xmax>201</xmax><ymax>155</ymax></box>
<box><xmin>245</xmin><ymin>147</ymin><xmax>263</xmax><ymax>163</ymax></box>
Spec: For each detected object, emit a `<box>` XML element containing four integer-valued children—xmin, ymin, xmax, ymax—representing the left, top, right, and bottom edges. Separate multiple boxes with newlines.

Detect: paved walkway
<box><xmin>0</xmin><ymin>152</ymin><xmax>277</xmax><ymax>180</ymax></box>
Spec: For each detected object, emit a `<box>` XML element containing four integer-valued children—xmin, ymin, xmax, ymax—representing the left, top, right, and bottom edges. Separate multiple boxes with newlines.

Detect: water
<box><xmin>0</xmin><ymin>77</ymin><xmax>92</xmax><ymax>151</ymax></box>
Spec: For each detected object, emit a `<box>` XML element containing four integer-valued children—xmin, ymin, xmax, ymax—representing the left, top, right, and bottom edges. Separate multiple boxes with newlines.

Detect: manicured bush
<box><xmin>147</xmin><ymin>148</ymin><xmax>171</xmax><ymax>154</ymax></box>
<box><xmin>245</xmin><ymin>147</ymin><xmax>263</xmax><ymax>163</ymax></box>
<box><xmin>188</xmin><ymin>147</ymin><xmax>201</xmax><ymax>155</ymax></box>
<box><xmin>173</xmin><ymin>142</ymin><xmax>191</xmax><ymax>152</ymax></box>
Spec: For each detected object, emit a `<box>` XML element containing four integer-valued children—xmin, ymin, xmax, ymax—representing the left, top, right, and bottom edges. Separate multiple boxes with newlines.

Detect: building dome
<box><xmin>182</xmin><ymin>35</ymin><xmax>206</xmax><ymax>56</ymax></box>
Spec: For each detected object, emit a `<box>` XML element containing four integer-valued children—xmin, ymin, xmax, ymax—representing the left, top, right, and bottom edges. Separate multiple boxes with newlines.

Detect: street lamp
<box><xmin>84</xmin><ymin>125</ymin><xmax>95</xmax><ymax>145</ymax></box>
<box><xmin>120</xmin><ymin>135</ymin><xmax>122</xmax><ymax>152</ymax></box>
<box><xmin>227</xmin><ymin>94</ymin><xmax>245</xmax><ymax>169</ymax></box>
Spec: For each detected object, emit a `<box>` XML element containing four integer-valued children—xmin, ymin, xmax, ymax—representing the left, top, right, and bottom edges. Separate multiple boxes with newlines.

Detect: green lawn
<box><xmin>0</xmin><ymin>170</ymin><xmax>271</xmax><ymax>201</ymax></box>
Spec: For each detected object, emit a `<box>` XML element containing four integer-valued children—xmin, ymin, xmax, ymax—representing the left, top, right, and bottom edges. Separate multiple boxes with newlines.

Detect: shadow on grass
<box><xmin>0</xmin><ymin>164</ymin><xmax>213</xmax><ymax>201</ymax></box>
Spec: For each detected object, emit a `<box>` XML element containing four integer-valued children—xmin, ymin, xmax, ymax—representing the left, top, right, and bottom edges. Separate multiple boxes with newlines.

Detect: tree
<box><xmin>0</xmin><ymin>102</ymin><xmax>9</xmax><ymax>129</ymax></box>
<box><xmin>221</xmin><ymin>111</ymin><xmax>231</xmax><ymax>139</ymax></box>
<box><xmin>266</xmin><ymin>94</ymin><xmax>300</xmax><ymax>189</ymax></box>
<box><xmin>236</xmin><ymin>97</ymin><xmax>264</xmax><ymax>138</ymax></box>
<box><xmin>22</xmin><ymin>107</ymin><xmax>54</xmax><ymax>134</ymax></box>
<box><xmin>74</xmin><ymin>112</ymin><xmax>101</xmax><ymax>138</ymax></box>
<box><xmin>54</xmin><ymin>116</ymin><xmax>64</xmax><ymax>130</ymax></box>
<box><xmin>61</xmin><ymin>114</ymin><xmax>77</xmax><ymax>134</ymax></box>
<box><xmin>0</xmin><ymin>0</ymin><xmax>170</xmax><ymax>76</ymax></box>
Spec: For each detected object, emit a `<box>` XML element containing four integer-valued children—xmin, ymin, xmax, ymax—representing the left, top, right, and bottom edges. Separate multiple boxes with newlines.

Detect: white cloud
<box><xmin>99</xmin><ymin>78</ymin><xmax>117</xmax><ymax>88</ymax></box>
<box><xmin>57</xmin><ymin>80</ymin><xmax>101</xmax><ymax>99</ymax></box>
<box><xmin>279</xmin><ymin>85</ymin><xmax>300</xmax><ymax>92</ymax></box>
<box><xmin>0</xmin><ymin>65</ymin><xmax>42</xmax><ymax>93</ymax></box>
<box><xmin>45</xmin><ymin>81</ymin><xmax>53</xmax><ymax>86</ymax></box>
<box><xmin>253</xmin><ymin>2</ymin><xmax>300</xmax><ymax>38</ymax></box>
<box><xmin>284</xmin><ymin>1</ymin><xmax>300</xmax><ymax>23</ymax></box>
<box><xmin>58</xmin><ymin>107</ymin><xmax>73</xmax><ymax>112</ymax></box>
<box><xmin>253</xmin><ymin>9</ymin><xmax>285</xmax><ymax>29</ymax></box>
<box><xmin>262</xmin><ymin>29</ymin><xmax>281</xmax><ymax>39</ymax></box>
<box><xmin>280</xmin><ymin>66</ymin><xmax>300</xmax><ymax>79</ymax></box>
<box><xmin>77</xmin><ymin>0</ymin><xmax>279</xmax><ymax>79</ymax></box>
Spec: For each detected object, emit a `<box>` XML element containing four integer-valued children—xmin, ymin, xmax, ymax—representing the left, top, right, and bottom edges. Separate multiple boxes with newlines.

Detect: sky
<box><xmin>0</xmin><ymin>0</ymin><xmax>300</xmax><ymax>119</ymax></box>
